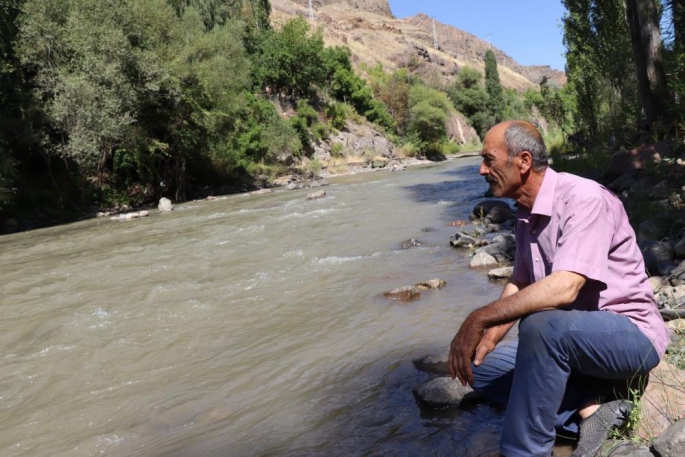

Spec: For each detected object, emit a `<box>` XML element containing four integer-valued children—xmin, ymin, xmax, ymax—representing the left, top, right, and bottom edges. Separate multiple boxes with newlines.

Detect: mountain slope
<box><xmin>271</xmin><ymin>0</ymin><xmax>566</xmax><ymax>90</ymax></box>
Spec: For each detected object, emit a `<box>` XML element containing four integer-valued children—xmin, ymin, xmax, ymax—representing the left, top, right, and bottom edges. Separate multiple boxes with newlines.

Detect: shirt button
<box><xmin>532</xmin><ymin>229</ymin><xmax>537</xmax><ymax>234</ymax></box>
<box><xmin>535</xmin><ymin>257</ymin><xmax>539</xmax><ymax>262</ymax></box>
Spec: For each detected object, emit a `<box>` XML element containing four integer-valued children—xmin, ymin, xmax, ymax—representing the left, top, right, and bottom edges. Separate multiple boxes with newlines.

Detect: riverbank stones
<box><xmin>413</xmin><ymin>377</ymin><xmax>472</xmax><ymax>409</ymax></box>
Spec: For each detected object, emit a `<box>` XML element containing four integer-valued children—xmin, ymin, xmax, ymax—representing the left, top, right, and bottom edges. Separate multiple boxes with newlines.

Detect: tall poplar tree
<box><xmin>484</xmin><ymin>49</ymin><xmax>504</xmax><ymax>124</ymax></box>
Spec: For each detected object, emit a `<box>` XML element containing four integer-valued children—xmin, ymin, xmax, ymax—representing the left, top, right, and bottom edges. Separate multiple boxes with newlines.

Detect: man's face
<box><xmin>479</xmin><ymin>133</ymin><xmax>521</xmax><ymax>199</ymax></box>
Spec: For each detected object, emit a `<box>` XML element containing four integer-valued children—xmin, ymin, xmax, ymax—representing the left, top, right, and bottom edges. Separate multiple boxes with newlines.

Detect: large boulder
<box><xmin>413</xmin><ymin>349</ymin><xmax>450</xmax><ymax>375</ymax></box>
<box><xmin>445</xmin><ymin>111</ymin><xmax>480</xmax><ymax>145</ymax></box>
<box><xmin>635</xmin><ymin>361</ymin><xmax>685</xmax><ymax>441</ymax></box>
<box><xmin>653</xmin><ymin>419</ymin><xmax>685</xmax><ymax>457</ymax></box>
<box><xmin>642</xmin><ymin>241</ymin><xmax>675</xmax><ymax>274</ymax></box>
<box><xmin>607</xmin><ymin>142</ymin><xmax>667</xmax><ymax>177</ymax></box>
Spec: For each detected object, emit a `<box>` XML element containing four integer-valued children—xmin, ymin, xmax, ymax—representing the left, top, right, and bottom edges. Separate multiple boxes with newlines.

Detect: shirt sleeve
<box><xmin>551</xmin><ymin>196</ymin><xmax>613</xmax><ymax>285</ymax></box>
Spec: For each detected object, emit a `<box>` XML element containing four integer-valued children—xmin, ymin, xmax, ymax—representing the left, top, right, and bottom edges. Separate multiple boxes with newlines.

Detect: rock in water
<box><xmin>384</xmin><ymin>286</ymin><xmax>421</xmax><ymax>302</ymax></box>
<box><xmin>413</xmin><ymin>349</ymin><xmax>450</xmax><ymax>375</ymax></box>
<box><xmin>158</xmin><ymin>198</ymin><xmax>174</xmax><ymax>212</ymax></box>
<box><xmin>470</xmin><ymin>252</ymin><xmax>498</xmax><ymax>269</ymax></box>
<box><xmin>414</xmin><ymin>279</ymin><xmax>446</xmax><ymax>290</ymax></box>
<box><xmin>306</xmin><ymin>190</ymin><xmax>327</xmax><ymax>200</ymax></box>
<box><xmin>488</xmin><ymin>266</ymin><xmax>514</xmax><ymax>280</ymax></box>
<box><xmin>413</xmin><ymin>377</ymin><xmax>472</xmax><ymax>409</ymax></box>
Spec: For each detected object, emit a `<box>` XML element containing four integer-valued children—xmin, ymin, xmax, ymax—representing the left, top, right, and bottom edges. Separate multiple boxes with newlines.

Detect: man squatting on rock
<box><xmin>448</xmin><ymin>121</ymin><xmax>669</xmax><ymax>457</ymax></box>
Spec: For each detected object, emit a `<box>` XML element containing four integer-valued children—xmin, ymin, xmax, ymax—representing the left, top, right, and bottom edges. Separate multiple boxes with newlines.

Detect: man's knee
<box><xmin>518</xmin><ymin>311</ymin><xmax>567</xmax><ymax>347</ymax></box>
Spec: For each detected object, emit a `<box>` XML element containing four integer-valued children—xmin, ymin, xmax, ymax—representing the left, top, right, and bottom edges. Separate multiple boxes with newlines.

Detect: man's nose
<box><xmin>479</xmin><ymin>162</ymin><xmax>488</xmax><ymax>175</ymax></box>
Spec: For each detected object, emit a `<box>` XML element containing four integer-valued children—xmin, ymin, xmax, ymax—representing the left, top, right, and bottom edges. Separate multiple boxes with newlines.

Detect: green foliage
<box><xmin>324</xmin><ymin>101</ymin><xmax>352</xmax><ymax>130</ymax></box>
<box><xmin>252</xmin><ymin>16</ymin><xmax>325</xmax><ymax>96</ymax></box>
<box><xmin>448</xmin><ymin>67</ymin><xmax>492</xmax><ymax>137</ymax></box>
<box><xmin>484</xmin><ymin>50</ymin><xmax>505</xmax><ymax>123</ymax></box>
<box><xmin>562</xmin><ymin>0</ymin><xmax>641</xmax><ymax>140</ymax></box>
<box><xmin>537</xmin><ymin>77</ymin><xmax>577</xmax><ymax>134</ymax></box>
<box><xmin>408</xmin><ymin>85</ymin><xmax>453</xmax><ymax>148</ymax></box>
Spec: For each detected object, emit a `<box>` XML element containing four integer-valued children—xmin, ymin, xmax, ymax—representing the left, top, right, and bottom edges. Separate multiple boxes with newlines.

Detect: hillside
<box><xmin>271</xmin><ymin>0</ymin><xmax>566</xmax><ymax>91</ymax></box>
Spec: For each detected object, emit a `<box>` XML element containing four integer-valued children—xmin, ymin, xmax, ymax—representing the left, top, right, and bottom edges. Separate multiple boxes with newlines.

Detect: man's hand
<box><xmin>449</xmin><ymin>311</ymin><xmax>486</xmax><ymax>386</ymax></box>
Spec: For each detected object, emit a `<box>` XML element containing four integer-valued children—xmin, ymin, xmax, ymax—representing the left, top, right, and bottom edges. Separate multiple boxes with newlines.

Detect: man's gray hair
<box><xmin>504</xmin><ymin>123</ymin><xmax>549</xmax><ymax>171</ymax></box>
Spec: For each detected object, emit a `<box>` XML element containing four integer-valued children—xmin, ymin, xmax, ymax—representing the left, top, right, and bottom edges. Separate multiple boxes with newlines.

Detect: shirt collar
<box><xmin>529</xmin><ymin>168</ymin><xmax>557</xmax><ymax>217</ymax></box>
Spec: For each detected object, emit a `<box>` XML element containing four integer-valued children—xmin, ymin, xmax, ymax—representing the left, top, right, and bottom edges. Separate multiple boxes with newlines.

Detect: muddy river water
<box><xmin>0</xmin><ymin>157</ymin><xmax>541</xmax><ymax>456</ymax></box>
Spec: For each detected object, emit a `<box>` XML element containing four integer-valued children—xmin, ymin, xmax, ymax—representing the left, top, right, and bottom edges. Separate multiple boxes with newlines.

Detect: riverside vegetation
<box><xmin>1</xmin><ymin>0</ymin><xmax>572</xmax><ymax>232</ymax></box>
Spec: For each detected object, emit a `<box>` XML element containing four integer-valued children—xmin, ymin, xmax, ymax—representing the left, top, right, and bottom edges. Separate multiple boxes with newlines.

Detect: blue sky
<box><xmin>387</xmin><ymin>1</ymin><xmax>568</xmax><ymax>71</ymax></box>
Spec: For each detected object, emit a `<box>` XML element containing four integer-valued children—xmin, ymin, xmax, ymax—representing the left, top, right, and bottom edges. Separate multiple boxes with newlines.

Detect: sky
<box><xmin>387</xmin><ymin>1</ymin><xmax>568</xmax><ymax>71</ymax></box>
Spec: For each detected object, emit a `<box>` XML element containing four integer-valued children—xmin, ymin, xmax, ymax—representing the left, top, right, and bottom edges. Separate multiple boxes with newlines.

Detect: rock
<box><xmin>384</xmin><ymin>286</ymin><xmax>421</xmax><ymax>302</ymax></box>
<box><xmin>607</xmin><ymin>171</ymin><xmax>639</xmax><ymax>191</ymax></box>
<box><xmin>651</xmin><ymin>180</ymin><xmax>673</xmax><ymax>200</ymax></box>
<box><xmin>390</xmin><ymin>163</ymin><xmax>406</xmax><ymax>172</ymax></box>
<box><xmin>139</xmin><ymin>210</ymin><xmax>149</xmax><ymax>217</ymax></box>
<box><xmin>635</xmin><ymin>361</ymin><xmax>685</xmax><ymax>441</ymax></box>
<box><xmin>158</xmin><ymin>197</ymin><xmax>174</xmax><ymax>211</ymax></box>
<box><xmin>272</xmin><ymin>175</ymin><xmax>293</xmax><ymax>186</ymax></box>
<box><xmin>675</xmin><ymin>238</ymin><xmax>685</xmax><ymax>260</ymax></box>
<box><xmin>642</xmin><ymin>241</ymin><xmax>675</xmax><ymax>274</ymax></box>
<box><xmin>306</xmin><ymin>190</ymin><xmax>327</xmax><ymax>200</ymax></box>
<box><xmin>472</xmin><ymin>200</ymin><xmax>512</xmax><ymax>220</ymax></box>
<box><xmin>488</xmin><ymin>266</ymin><xmax>514</xmax><ymax>280</ymax></box>
<box><xmin>667</xmin><ymin>319</ymin><xmax>685</xmax><ymax>334</ymax></box>
<box><xmin>450</xmin><ymin>234</ymin><xmax>478</xmax><ymax>248</ymax></box>
<box><xmin>250</xmin><ymin>188</ymin><xmax>272</xmax><ymax>196</ymax></box>
<box><xmin>285</xmin><ymin>183</ymin><xmax>304</xmax><ymax>191</ymax></box>
<box><xmin>470</xmin><ymin>252</ymin><xmax>498</xmax><ymax>269</ymax></box>
<box><xmin>657</xmin><ymin>286</ymin><xmax>685</xmax><ymax>309</ymax></box>
<box><xmin>486</xmin><ymin>206</ymin><xmax>516</xmax><ymax>223</ymax></box>
<box><xmin>414</xmin><ymin>279</ymin><xmax>446</xmax><ymax>290</ymax></box>
<box><xmin>400</xmin><ymin>238</ymin><xmax>421</xmax><ymax>249</ymax></box>
<box><xmin>413</xmin><ymin>349</ymin><xmax>450</xmax><ymax>374</ymax></box>
<box><xmin>639</xmin><ymin>219</ymin><xmax>670</xmax><ymax>244</ymax></box>
<box><xmin>659</xmin><ymin>260</ymin><xmax>679</xmax><ymax>276</ymax></box>
<box><xmin>607</xmin><ymin>142</ymin><xmax>665</xmax><ymax>176</ymax></box>
<box><xmin>653</xmin><ymin>419</ymin><xmax>685</xmax><ymax>457</ymax></box>
<box><xmin>650</xmin><ymin>276</ymin><xmax>664</xmax><ymax>293</ymax></box>
<box><xmin>600</xmin><ymin>440</ymin><xmax>653</xmax><ymax>456</ymax></box>
<box><xmin>413</xmin><ymin>377</ymin><xmax>472</xmax><ymax>409</ymax></box>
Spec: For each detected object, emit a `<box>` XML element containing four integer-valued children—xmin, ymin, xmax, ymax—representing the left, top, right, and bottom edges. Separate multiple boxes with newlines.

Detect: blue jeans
<box><xmin>471</xmin><ymin>310</ymin><xmax>660</xmax><ymax>457</ymax></box>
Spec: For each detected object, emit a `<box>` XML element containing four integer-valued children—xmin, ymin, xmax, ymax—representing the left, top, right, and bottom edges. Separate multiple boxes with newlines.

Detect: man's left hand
<box><xmin>449</xmin><ymin>310</ymin><xmax>486</xmax><ymax>386</ymax></box>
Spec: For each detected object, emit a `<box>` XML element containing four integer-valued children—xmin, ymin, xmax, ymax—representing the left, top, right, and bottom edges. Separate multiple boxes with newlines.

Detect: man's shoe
<box><xmin>570</xmin><ymin>399</ymin><xmax>633</xmax><ymax>457</ymax></box>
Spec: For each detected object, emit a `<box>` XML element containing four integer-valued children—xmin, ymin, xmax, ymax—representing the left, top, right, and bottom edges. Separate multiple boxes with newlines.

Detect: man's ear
<box><xmin>518</xmin><ymin>151</ymin><xmax>532</xmax><ymax>172</ymax></box>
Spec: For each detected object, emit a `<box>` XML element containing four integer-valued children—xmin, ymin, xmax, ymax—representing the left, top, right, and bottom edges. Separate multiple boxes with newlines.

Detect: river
<box><xmin>0</xmin><ymin>157</ymin><xmax>520</xmax><ymax>456</ymax></box>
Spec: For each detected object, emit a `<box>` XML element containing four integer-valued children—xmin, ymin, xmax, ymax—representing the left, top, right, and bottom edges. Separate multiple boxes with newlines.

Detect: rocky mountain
<box><xmin>271</xmin><ymin>0</ymin><xmax>566</xmax><ymax>90</ymax></box>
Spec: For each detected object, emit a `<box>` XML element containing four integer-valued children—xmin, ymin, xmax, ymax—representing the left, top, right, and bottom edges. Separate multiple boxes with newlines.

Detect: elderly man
<box><xmin>449</xmin><ymin>121</ymin><xmax>668</xmax><ymax>457</ymax></box>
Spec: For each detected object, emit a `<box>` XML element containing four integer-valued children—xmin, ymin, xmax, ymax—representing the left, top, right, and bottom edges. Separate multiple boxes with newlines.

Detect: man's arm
<box><xmin>450</xmin><ymin>270</ymin><xmax>586</xmax><ymax>385</ymax></box>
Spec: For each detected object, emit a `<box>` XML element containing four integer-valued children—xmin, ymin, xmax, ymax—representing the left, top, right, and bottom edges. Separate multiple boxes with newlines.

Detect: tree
<box><xmin>484</xmin><ymin>49</ymin><xmax>505</xmax><ymax>123</ymax></box>
<box><xmin>626</xmin><ymin>0</ymin><xmax>670</xmax><ymax>126</ymax></box>
<box><xmin>448</xmin><ymin>67</ymin><xmax>491</xmax><ymax>137</ymax></box>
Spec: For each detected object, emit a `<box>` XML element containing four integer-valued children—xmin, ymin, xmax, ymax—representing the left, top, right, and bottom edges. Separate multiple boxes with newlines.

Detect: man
<box><xmin>449</xmin><ymin>121</ymin><xmax>668</xmax><ymax>457</ymax></box>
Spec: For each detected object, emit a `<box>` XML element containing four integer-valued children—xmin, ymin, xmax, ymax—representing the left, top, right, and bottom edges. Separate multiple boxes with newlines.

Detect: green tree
<box><xmin>484</xmin><ymin>49</ymin><xmax>505</xmax><ymax>123</ymax></box>
<box><xmin>252</xmin><ymin>17</ymin><xmax>325</xmax><ymax>96</ymax></box>
<box><xmin>448</xmin><ymin>67</ymin><xmax>491</xmax><ymax>137</ymax></box>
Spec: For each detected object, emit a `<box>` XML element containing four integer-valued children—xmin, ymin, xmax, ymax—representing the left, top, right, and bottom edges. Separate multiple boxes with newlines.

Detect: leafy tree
<box><xmin>448</xmin><ymin>67</ymin><xmax>491</xmax><ymax>137</ymax></box>
<box><xmin>252</xmin><ymin>17</ymin><xmax>325</xmax><ymax>96</ymax></box>
<box><xmin>408</xmin><ymin>85</ymin><xmax>452</xmax><ymax>144</ymax></box>
<box><xmin>484</xmin><ymin>50</ymin><xmax>505</xmax><ymax>123</ymax></box>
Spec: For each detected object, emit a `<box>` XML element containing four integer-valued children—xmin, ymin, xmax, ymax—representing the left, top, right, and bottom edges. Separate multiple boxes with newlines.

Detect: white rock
<box><xmin>139</xmin><ymin>210</ymin><xmax>149</xmax><ymax>217</ymax></box>
<box><xmin>488</xmin><ymin>266</ymin><xmax>514</xmax><ymax>280</ymax></box>
<box><xmin>158</xmin><ymin>198</ymin><xmax>174</xmax><ymax>211</ymax></box>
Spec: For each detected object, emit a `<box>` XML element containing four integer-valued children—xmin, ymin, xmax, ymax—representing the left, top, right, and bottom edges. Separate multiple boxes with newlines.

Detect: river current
<box><xmin>0</xmin><ymin>157</ymin><xmax>517</xmax><ymax>456</ymax></box>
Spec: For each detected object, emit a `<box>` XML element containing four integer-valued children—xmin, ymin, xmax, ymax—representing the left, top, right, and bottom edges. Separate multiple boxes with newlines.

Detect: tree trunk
<box><xmin>625</xmin><ymin>0</ymin><xmax>669</xmax><ymax>127</ymax></box>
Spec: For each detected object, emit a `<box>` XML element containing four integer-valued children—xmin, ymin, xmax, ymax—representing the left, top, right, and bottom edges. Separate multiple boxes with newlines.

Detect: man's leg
<box><xmin>499</xmin><ymin>310</ymin><xmax>659</xmax><ymax>457</ymax></box>
<box><xmin>472</xmin><ymin>341</ymin><xmax>595</xmax><ymax>435</ymax></box>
